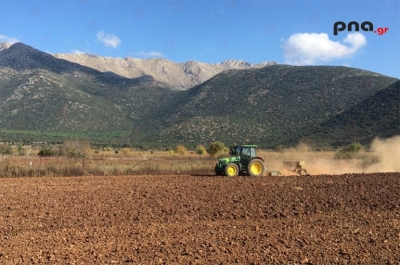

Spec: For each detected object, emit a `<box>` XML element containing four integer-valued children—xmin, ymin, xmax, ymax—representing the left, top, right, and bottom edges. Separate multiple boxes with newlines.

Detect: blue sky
<box><xmin>0</xmin><ymin>0</ymin><xmax>399</xmax><ymax>78</ymax></box>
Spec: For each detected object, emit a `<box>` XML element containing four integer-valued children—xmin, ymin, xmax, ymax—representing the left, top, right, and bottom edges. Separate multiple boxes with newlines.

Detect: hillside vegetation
<box><xmin>0</xmin><ymin>43</ymin><xmax>398</xmax><ymax>148</ymax></box>
<box><xmin>160</xmin><ymin>66</ymin><xmax>398</xmax><ymax>148</ymax></box>
<box><xmin>301</xmin><ymin>80</ymin><xmax>400</xmax><ymax>148</ymax></box>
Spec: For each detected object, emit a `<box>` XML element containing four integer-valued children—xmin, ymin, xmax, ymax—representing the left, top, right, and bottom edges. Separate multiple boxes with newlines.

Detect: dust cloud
<box><xmin>266</xmin><ymin>135</ymin><xmax>400</xmax><ymax>175</ymax></box>
<box><xmin>365</xmin><ymin>135</ymin><xmax>400</xmax><ymax>173</ymax></box>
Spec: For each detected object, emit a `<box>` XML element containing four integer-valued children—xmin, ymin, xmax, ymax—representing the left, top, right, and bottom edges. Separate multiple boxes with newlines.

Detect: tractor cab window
<box><xmin>242</xmin><ymin>147</ymin><xmax>250</xmax><ymax>156</ymax></box>
<box><xmin>249</xmin><ymin>148</ymin><xmax>256</xmax><ymax>157</ymax></box>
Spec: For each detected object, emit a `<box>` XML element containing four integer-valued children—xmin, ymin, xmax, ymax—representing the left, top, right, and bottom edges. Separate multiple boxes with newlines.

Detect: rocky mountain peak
<box><xmin>0</xmin><ymin>42</ymin><xmax>64</xmax><ymax>72</ymax></box>
<box><xmin>0</xmin><ymin>42</ymin><xmax>11</xmax><ymax>51</ymax></box>
<box><xmin>54</xmin><ymin>52</ymin><xmax>277</xmax><ymax>90</ymax></box>
<box><xmin>6</xmin><ymin>42</ymin><xmax>45</xmax><ymax>54</ymax></box>
<box><xmin>220</xmin><ymin>60</ymin><xmax>252</xmax><ymax>68</ymax></box>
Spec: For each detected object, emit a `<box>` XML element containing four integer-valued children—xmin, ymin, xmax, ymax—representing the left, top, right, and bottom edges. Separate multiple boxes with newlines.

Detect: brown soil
<box><xmin>0</xmin><ymin>173</ymin><xmax>399</xmax><ymax>264</ymax></box>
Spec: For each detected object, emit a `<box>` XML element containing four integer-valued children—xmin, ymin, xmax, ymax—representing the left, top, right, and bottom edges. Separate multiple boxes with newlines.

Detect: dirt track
<box><xmin>0</xmin><ymin>173</ymin><xmax>399</xmax><ymax>264</ymax></box>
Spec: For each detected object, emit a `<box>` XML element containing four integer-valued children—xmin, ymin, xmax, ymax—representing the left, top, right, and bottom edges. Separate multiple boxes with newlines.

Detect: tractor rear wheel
<box><xmin>248</xmin><ymin>159</ymin><xmax>265</xmax><ymax>176</ymax></box>
<box><xmin>225</xmin><ymin>163</ymin><xmax>239</xmax><ymax>177</ymax></box>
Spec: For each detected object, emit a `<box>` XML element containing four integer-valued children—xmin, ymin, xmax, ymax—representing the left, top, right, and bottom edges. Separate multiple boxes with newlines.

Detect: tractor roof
<box><xmin>232</xmin><ymin>144</ymin><xmax>258</xmax><ymax>148</ymax></box>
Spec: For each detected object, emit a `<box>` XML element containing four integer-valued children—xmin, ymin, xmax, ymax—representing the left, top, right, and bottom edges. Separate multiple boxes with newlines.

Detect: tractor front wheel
<box><xmin>248</xmin><ymin>159</ymin><xmax>265</xmax><ymax>176</ymax></box>
<box><xmin>215</xmin><ymin>165</ymin><xmax>222</xmax><ymax>176</ymax></box>
<box><xmin>225</xmin><ymin>163</ymin><xmax>239</xmax><ymax>177</ymax></box>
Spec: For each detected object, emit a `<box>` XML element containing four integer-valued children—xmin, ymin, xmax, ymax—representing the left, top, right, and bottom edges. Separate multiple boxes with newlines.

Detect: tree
<box><xmin>206</xmin><ymin>141</ymin><xmax>225</xmax><ymax>156</ymax></box>
<box><xmin>17</xmin><ymin>142</ymin><xmax>23</xmax><ymax>155</ymax></box>
<box><xmin>61</xmin><ymin>140</ymin><xmax>91</xmax><ymax>159</ymax></box>
<box><xmin>175</xmin><ymin>144</ymin><xmax>187</xmax><ymax>155</ymax></box>
<box><xmin>195</xmin><ymin>145</ymin><xmax>207</xmax><ymax>155</ymax></box>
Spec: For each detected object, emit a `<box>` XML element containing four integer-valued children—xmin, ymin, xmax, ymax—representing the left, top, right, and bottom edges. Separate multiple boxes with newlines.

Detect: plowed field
<box><xmin>0</xmin><ymin>173</ymin><xmax>399</xmax><ymax>264</ymax></box>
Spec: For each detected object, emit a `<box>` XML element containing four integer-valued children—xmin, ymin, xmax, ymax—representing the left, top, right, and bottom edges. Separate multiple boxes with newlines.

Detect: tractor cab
<box><xmin>229</xmin><ymin>145</ymin><xmax>256</xmax><ymax>157</ymax></box>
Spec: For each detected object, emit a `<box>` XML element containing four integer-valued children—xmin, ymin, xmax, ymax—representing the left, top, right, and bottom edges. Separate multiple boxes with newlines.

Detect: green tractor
<box><xmin>214</xmin><ymin>144</ymin><xmax>266</xmax><ymax>177</ymax></box>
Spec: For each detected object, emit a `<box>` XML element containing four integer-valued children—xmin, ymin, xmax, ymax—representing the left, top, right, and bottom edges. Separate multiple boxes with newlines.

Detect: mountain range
<box><xmin>0</xmin><ymin>42</ymin><xmax>398</xmax><ymax>149</ymax></box>
<box><xmin>53</xmin><ymin>52</ymin><xmax>277</xmax><ymax>90</ymax></box>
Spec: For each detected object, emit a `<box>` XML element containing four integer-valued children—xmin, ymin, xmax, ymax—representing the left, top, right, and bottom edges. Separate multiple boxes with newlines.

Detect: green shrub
<box><xmin>0</xmin><ymin>144</ymin><xmax>13</xmax><ymax>155</ymax></box>
<box><xmin>175</xmin><ymin>144</ymin><xmax>187</xmax><ymax>155</ymax></box>
<box><xmin>38</xmin><ymin>148</ymin><xmax>55</xmax><ymax>157</ymax></box>
<box><xmin>335</xmin><ymin>142</ymin><xmax>363</xmax><ymax>160</ymax></box>
<box><xmin>206</xmin><ymin>141</ymin><xmax>225</xmax><ymax>156</ymax></box>
<box><xmin>121</xmin><ymin>148</ymin><xmax>131</xmax><ymax>155</ymax></box>
<box><xmin>195</xmin><ymin>145</ymin><xmax>207</xmax><ymax>155</ymax></box>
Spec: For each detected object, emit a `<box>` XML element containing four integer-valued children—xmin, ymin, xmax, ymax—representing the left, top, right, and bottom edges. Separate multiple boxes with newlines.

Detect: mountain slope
<box><xmin>157</xmin><ymin>65</ymin><xmax>398</xmax><ymax>148</ymax></box>
<box><xmin>301</xmin><ymin>80</ymin><xmax>400</xmax><ymax>148</ymax></box>
<box><xmin>0</xmin><ymin>43</ymin><xmax>176</xmax><ymax>137</ymax></box>
<box><xmin>53</xmin><ymin>52</ymin><xmax>277</xmax><ymax>90</ymax></box>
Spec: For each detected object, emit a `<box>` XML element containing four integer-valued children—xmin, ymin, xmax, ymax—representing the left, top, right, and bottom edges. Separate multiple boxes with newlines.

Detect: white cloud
<box><xmin>96</xmin><ymin>31</ymin><xmax>121</xmax><ymax>48</ymax></box>
<box><xmin>0</xmin><ymin>34</ymin><xmax>19</xmax><ymax>44</ymax></box>
<box><xmin>343</xmin><ymin>32</ymin><xmax>367</xmax><ymax>54</ymax></box>
<box><xmin>282</xmin><ymin>32</ymin><xmax>367</xmax><ymax>65</ymax></box>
